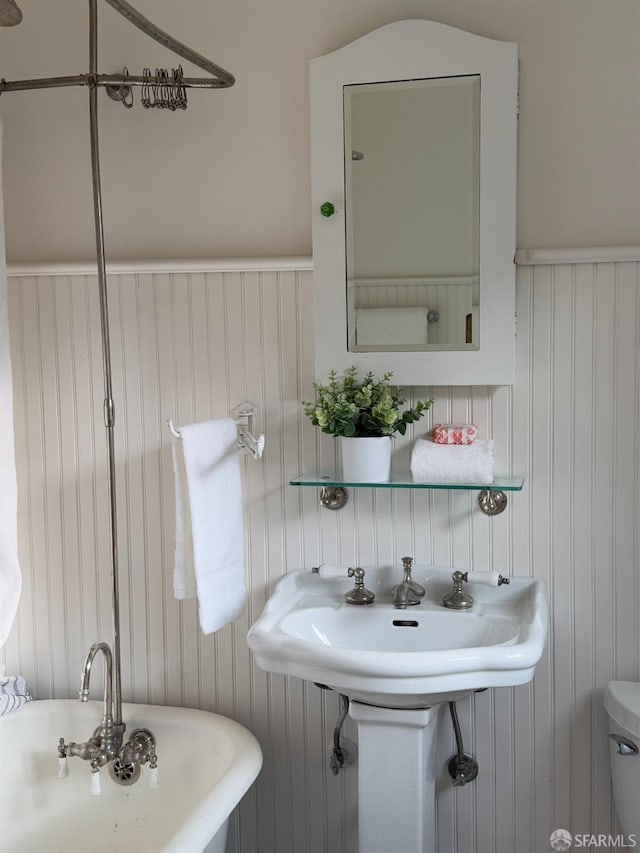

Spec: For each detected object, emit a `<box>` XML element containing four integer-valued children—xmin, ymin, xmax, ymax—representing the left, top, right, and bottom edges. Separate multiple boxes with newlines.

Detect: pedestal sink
<box><xmin>247</xmin><ymin>564</ymin><xmax>548</xmax><ymax>853</ymax></box>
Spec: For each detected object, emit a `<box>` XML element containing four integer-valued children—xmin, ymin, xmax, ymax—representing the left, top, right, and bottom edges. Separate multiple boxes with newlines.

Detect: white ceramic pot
<box><xmin>340</xmin><ymin>435</ymin><xmax>392</xmax><ymax>483</ymax></box>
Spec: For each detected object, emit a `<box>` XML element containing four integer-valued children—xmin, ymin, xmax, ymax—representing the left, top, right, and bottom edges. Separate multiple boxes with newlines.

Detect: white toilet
<box><xmin>604</xmin><ymin>680</ymin><xmax>640</xmax><ymax>837</ymax></box>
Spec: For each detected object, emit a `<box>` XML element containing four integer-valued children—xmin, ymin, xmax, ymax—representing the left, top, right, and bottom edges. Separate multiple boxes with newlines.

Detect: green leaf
<box><xmin>301</xmin><ymin>367</ymin><xmax>434</xmax><ymax>437</ymax></box>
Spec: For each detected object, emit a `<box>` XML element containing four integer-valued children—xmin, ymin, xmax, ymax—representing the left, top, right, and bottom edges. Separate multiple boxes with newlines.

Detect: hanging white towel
<box><xmin>0</xmin><ymin>119</ymin><xmax>22</xmax><ymax>649</ymax></box>
<box><xmin>410</xmin><ymin>437</ymin><xmax>495</xmax><ymax>484</ymax></box>
<box><xmin>172</xmin><ymin>418</ymin><xmax>246</xmax><ymax>634</ymax></box>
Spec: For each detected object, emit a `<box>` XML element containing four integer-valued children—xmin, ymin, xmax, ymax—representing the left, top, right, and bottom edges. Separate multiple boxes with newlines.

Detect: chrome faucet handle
<box><xmin>443</xmin><ymin>570</ymin><xmax>474</xmax><ymax>610</ymax></box>
<box><xmin>443</xmin><ymin>569</ymin><xmax>510</xmax><ymax>610</ymax></box>
<box><xmin>345</xmin><ymin>567</ymin><xmax>375</xmax><ymax>605</ymax></box>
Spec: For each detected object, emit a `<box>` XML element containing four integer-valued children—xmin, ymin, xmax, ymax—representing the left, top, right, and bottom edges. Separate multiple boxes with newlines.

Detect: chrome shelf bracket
<box><xmin>319</xmin><ymin>486</ymin><xmax>348</xmax><ymax>510</ymax></box>
<box><xmin>477</xmin><ymin>489</ymin><xmax>508</xmax><ymax>516</ymax></box>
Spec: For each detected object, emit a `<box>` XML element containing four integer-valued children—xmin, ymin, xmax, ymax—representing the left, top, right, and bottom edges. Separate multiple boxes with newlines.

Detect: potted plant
<box><xmin>302</xmin><ymin>366</ymin><xmax>433</xmax><ymax>482</ymax></box>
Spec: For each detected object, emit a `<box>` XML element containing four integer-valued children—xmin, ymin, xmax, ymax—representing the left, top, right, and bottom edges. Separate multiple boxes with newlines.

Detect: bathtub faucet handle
<box><xmin>57</xmin><ymin>738</ymin><xmax>69</xmax><ymax>779</ymax></box>
<box><xmin>90</xmin><ymin>760</ymin><xmax>102</xmax><ymax>796</ymax></box>
<box><xmin>149</xmin><ymin>750</ymin><xmax>159</xmax><ymax>789</ymax></box>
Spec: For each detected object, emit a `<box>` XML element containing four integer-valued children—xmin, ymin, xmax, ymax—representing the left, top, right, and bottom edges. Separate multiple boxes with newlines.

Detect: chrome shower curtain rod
<box><xmin>1</xmin><ymin>0</ymin><xmax>234</xmax><ymax>735</ymax></box>
<box><xmin>0</xmin><ymin>0</ymin><xmax>235</xmax><ymax>95</ymax></box>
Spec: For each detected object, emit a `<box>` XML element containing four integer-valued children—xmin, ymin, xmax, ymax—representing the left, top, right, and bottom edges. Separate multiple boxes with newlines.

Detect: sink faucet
<box><xmin>392</xmin><ymin>556</ymin><xmax>426</xmax><ymax>609</ymax></box>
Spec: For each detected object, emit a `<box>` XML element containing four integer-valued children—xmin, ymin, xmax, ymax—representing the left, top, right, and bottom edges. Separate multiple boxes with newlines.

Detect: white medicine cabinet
<box><xmin>309</xmin><ymin>20</ymin><xmax>518</xmax><ymax>386</ymax></box>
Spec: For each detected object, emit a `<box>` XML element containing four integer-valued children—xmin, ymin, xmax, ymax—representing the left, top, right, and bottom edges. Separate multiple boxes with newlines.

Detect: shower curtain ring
<box><xmin>151</xmin><ymin>68</ymin><xmax>160</xmax><ymax>108</ymax></box>
<box><xmin>120</xmin><ymin>66</ymin><xmax>133</xmax><ymax>109</ymax></box>
<box><xmin>141</xmin><ymin>67</ymin><xmax>151</xmax><ymax>108</ymax></box>
<box><xmin>159</xmin><ymin>68</ymin><xmax>169</xmax><ymax>109</ymax></box>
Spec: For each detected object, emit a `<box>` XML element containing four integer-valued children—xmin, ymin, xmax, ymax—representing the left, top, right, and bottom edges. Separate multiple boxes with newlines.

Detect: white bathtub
<box><xmin>0</xmin><ymin>699</ymin><xmax>262</xmax><ymax>853</ymax></box>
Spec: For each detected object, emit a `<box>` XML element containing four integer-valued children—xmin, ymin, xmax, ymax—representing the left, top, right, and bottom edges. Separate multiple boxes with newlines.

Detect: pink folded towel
<box><xmin>432</xmin><ymin>423</ymin><xmax>477</xmax><ymax>445</ymax></box>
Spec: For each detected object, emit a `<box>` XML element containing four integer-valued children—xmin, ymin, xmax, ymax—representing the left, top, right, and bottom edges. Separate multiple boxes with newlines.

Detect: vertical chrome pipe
<box><xmin>88</xmin><ymin>0</ymin><xmax>122</xmax><ymax>728</ymax></box>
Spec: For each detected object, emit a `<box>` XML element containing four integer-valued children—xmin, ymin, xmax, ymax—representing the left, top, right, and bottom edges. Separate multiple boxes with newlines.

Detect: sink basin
<box><xmin>248</xmin><ymin>565</ymin><xmax>548</xmax><ymax>708</ymax></box>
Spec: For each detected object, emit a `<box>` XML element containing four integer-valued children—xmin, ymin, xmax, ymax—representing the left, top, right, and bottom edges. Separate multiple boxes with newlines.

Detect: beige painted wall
<box><xmin>0</xmin><ymin>0</ymin><xmax>638</xmax><ymax>262</ymax></box>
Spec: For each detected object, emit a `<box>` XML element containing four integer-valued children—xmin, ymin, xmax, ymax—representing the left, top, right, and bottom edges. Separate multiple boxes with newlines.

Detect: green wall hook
<box><xmin>320</xmin><ymin>201</ymin><xmax>335</xmax><ymax>217</ymax></box>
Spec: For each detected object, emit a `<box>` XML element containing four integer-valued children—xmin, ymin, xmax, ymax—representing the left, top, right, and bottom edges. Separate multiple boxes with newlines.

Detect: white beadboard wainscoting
<box><xmin>2</xmin><ymin>252</ymin><xmax>639</xmax><ymax>853</ymax></box>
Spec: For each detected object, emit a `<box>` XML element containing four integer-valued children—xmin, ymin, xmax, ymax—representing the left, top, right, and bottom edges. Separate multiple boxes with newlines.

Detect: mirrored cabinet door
<box><xmin>310</xmin><ymin>20</ymin><xmax>518</xmax><ymax>385</ymax></box>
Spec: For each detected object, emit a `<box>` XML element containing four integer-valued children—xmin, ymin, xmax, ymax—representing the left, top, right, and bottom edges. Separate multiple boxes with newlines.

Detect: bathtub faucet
<box><xmin>57</xmin><ymin>641</ymin><xmax>158</xmax><ymax>794</ymax></box>
<box><xmin>78</xmin><ymin>642</ymin><xmax>122</xmax><ymax>740</ymax></box>
<box><xmin>78</xmin><ymin>641</ymin><xmax>126</xmax><ymax>758</ymax></box>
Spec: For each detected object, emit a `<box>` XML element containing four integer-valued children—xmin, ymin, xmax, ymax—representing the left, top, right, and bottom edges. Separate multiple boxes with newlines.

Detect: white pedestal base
<box><xmin>349</xmin><ymin>700</ymin><xmax>443</xmax><ymax>853</ymax></box>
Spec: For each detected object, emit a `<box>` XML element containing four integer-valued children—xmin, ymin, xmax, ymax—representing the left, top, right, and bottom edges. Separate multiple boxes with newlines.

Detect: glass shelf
<box><xmin>289</xmin><ymin>472</ymin><xmax>525</xmax><ymax>492</ymax></box>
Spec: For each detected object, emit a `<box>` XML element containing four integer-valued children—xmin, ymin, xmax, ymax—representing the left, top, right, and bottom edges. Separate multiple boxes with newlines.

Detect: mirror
<box><xmin>345</xmin><ymin>75</ymin><xmax>480</xmax><ymax>352</ymax></box>
<box><xmin>310</xmin><ymin>21</ymin><xmax>518</xmax><ymax>385</ymax></box>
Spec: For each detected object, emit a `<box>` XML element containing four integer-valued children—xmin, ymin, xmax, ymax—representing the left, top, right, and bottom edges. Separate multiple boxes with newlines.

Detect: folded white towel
<box><xmin>410</xmin><ymin>437</ymin><xmax>495</xmax><ymax>485</ymax></box>
<box><xmin>172</xmin><ymin>418</ymin><xmax>246</xmax><ymax>634</ymax></box>
<box><xmin>0</xmin><ymin>675</ymin><xmax>32</xmax><ymax>716</ymax></box>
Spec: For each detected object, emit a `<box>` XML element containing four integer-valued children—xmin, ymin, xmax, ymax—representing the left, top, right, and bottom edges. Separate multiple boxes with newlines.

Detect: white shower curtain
<box><xmin>0</xmin><ymin>118</ymin><xmax>21</xmax><ymax>653</ymax></box>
